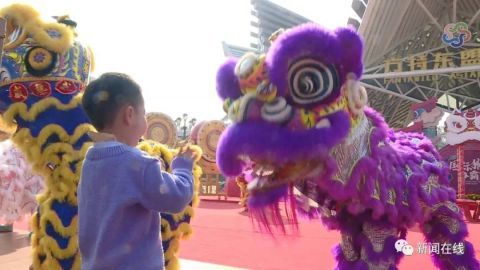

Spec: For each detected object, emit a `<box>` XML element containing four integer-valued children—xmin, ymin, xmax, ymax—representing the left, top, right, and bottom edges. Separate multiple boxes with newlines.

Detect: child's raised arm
<box><xmin>140</xmin><ymin>156</ymin><xmax>194</xmax><ymax>213</ymax></box>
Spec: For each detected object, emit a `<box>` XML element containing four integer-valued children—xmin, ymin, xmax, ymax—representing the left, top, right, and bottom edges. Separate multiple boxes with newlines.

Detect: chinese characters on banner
<box><xmin>449</xmin><ymin>152</ymin><xmax>480</xmax><ymax>195</ymax></box>
<box><xmin>383</xmin><ymin>48</ymin><xmax>480</xmax><ymax>83</ymax></box>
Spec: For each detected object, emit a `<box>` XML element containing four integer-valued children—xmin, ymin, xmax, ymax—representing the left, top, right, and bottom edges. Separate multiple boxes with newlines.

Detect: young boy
<box><xmin>78</xmin><ymin>72</ymin><xmax>195</xmax><ymax>270</ymax></box>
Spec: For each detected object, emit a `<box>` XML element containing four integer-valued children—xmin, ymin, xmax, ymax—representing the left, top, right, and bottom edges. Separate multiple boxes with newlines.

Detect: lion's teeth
<box><xmin>315</xmin><ymin>118</ymin><xmax>331</xmax><ymax>129</ymax></box>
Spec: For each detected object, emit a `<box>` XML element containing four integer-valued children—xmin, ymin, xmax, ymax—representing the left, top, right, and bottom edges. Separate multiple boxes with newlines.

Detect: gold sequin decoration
<box><xmin>429</xmin><ymin>201</ymin><xmax>460</xmax><ymax>214</ymax></box>
<box><xmin>387</xmin><ymin>189</ymin><xmax>396</xmax><ymax>205</ymax></box>
<box><xmin>436</xmin><ymin>214</ymin><xmax>460</xmax><ymax>234</ymax></box>
<box><xmin>422</xmin><ymin>201</ymin><xmax>461</xmax><ymax>221</ymax></box>
<box><xmin>404</xmin><ymin>165</ymin><xmax>413</xmax><ymax>180</ymax></box>
<box><xmin>446</xmin><ymin>201</ymin><xmax>460</xmax><ymax>213</ymax></box>
<box><xmin>360</xmin><ymin>246</ymin><xmax>395</xmax><ymax>270</ymax></box>
<box><xmin>331</xmin><ymin>117</ymin><xmax>371</xmax><ymax>184</ymax></box>
<box><xmin>402</xmin><ymin>190</ymin><xmax>409</xmax><ymax>206</ymax></box>
<box><xmin>341</xmin><ymin>233</ymin><xmax>359</xmax><ymax>261</ymax></box>
<box><xmin>422</xmin><ymin>175</ymin><xmax>440</xmax><ymax>195</ymax></box>
<box><xmin>372</xmin><ymin>181</ymin><xmax>380</xmax><ymax>200</ymax></box>
<box><xmin>362</xmin><ymin>222</ymin><xmax>397</xmax><ymax>253</ymax></box>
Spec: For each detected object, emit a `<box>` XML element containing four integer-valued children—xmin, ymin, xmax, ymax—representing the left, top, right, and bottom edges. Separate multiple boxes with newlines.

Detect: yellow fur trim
<box><xmin>164</xmin><ymin>237</ymin><xmax>180</xmax><ymax>261</ymax></box>
<box><xmin>40</xmin><ymin>251</ymin><xmax>63</xmax><ymax>270</ymax></box>
<box><xmin>171</xmin><ymin>144</ymin><xmax>203</xmax><ymax>162</ymax></box>
<box><xmin>39</xmin><ymin>201</ymin><xmax>78</xmax><ymax>238</ymax></box>
<box><xmin>177</xmin><ymin>222</ymin><xmax>194</xmax><ymax>240</ymax></box>
<box><xmin>172</xmin><ymin>205</ymin><xmax>194</xmax><ymax>222</ymax></box>
<box><xmin>32</xmin><ymin>255</ymin><xmax>41</xmax><ymax>270</ymax></box>
<box><xmin>188</xmin><ymin>145</ymin><xmax>203</xmax><ymax>162</ymax></box>
<box><xmin>73</xmin><ymin>253</ymin><xmax>81</xmax><ymax>270</ymax></box>
<box><xmin>3</xmin><ymin>95</ymin><xmax>83</xmax><ymax>124</ymax></box>
<box><xmin>0</xmin><ymin>4</ymin><xmax>75</xmax><ymax>53</ymax></box>
<box><xmin>161</xmin><ymin>218</ymin><xmax>174</xmax><ymax>240</ymax></box>
<box><xmin>166</xmin><ymin>257</ymin><xmax>180</xmax><ymax>270</ymax></box>
<box><xmin>12</xmin><ymin>126</ymin><xmax>91</xmax><ymax>204</ymax></box>
<box><xmin>138</xmin><ymin>140</ymin><xmax>174</xmax><ymax>165</ymax></box>
<box><xmin>12</xmin><ymin>125</ymin><xmax>92</xmax><ymax>156</ymax></box>
<box><xmin>0</xmin><ymin>115</ymin><xmax>16</xmax><ymax>134</ymax></box>
<box><xmin>5</xmin><ymin>96</ymin><xmax>91</xmax><ymax>270</ymax></box>
<box><xmin>87</xmin><ymin>46</ymin><xmax>95</xmax><ymax>73</ymax></box>
<box><xmin>39</xmin><ymin>235</ymin><xmax>78</xmax><ymax>259</ymax></box>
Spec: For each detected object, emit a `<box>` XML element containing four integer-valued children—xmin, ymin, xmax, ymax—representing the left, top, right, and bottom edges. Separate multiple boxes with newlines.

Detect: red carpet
<box><xmin>10</xmin><ymin>200</ymin><xmax>480</xmax><ymax>269</ymax></box>
<box><xmin>181</xmin><ymin>200</ymin><xmax>480</xmax><ymax>270</ymax></box>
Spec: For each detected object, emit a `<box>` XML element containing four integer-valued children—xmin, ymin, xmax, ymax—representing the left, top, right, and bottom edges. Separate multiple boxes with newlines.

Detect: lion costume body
<box><xmin>215</xmin><ymin>24</ymin><xmax>479</xmax><ymax>270</ymax></box>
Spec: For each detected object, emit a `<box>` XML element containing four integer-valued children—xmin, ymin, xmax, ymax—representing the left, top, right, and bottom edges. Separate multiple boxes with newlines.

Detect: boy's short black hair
<box><xmin>82</xmin><ymin>72</ymin><xmax>143</xmax><ymax>130</ymax></box>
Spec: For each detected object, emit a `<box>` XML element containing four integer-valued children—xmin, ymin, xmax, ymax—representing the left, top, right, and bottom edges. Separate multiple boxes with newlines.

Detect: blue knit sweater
<box><xmin>78</xmin><ymin>141</ymin><xmax>194</xmax><ymax>270</ymax></box>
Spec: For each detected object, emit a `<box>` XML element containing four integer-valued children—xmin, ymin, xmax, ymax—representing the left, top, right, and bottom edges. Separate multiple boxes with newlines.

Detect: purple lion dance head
<box><xmin>215</xmin><ymin>24</ymin><xmax>479</xmax><ymax>270</ymax></box>
<box><xmin>216</xmin><ymin>24</ymin><xmax>365</xmax><ymax>211</ymax></box>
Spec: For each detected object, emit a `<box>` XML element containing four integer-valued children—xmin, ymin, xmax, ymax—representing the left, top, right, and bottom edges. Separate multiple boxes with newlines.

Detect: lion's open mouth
<box><xmin>243</xmin><ymin>157</ymin><xmax>325</xmax><ymax>193</ymax></box>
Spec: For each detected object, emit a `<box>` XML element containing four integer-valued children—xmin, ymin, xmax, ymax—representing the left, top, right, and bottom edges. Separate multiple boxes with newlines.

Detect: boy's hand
<box><xmin>177</xmin><ymin>146</ymin><xmax>197</xmax><ymax>160</ymax></box>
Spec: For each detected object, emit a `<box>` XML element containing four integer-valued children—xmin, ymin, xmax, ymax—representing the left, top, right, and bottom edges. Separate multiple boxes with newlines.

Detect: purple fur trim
<box><xmin>422</xmin><ymin>207</ymin><xmax>468</xmax><ymax>242</ymax></box>
<box><xmin>266</xmin><ymin>23</ymin><xmax>363</xmax><ymax>102</ymax></box>
<box><xmin>248</xmin><ymin>185</ymin><xmax>288</xmax><ymax>208</ymax></box>
<box><xmin>216</xmin><ymin>57</ymin><xmax>242</xmax><ymax>100</ymax></box>
<box><xmin>357</xmin><ymin>235</ymin><xmax>402</xmax><ymax>264</ymax></box>
<box><xmin>217</xmin><ymin>111</ymin><xmax>350</xmax><ymax>176</ymax></box>
<box><xmin>334</xmin><ymin>27</ymin><xmax>364</xmax><ymax>77</ymax></box>
<box><xmin>248</xmin><ymin>185</ymin><xmax>299</xmax><ymax>234</ymax></box>
<box><xmin>332</xmin><ymin>244</ymin><xmax>369</xmax><ymax>270</ymax></box>
<box><xmin>295</xmin><ymin>206</ymin><xmax>320</xmax><ymax>220</ymax></box>
<box><xmin>299</xmin><ymin>107</ymin><xmax>459</xmax><ymax>228</ymax></box>
<box><xmin>429</xmin><ymin>241</ymin><xmax>480</xmax><ymax>270</ymax></box>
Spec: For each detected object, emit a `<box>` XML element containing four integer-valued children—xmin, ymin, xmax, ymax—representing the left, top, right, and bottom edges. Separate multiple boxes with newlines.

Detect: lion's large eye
<box><xmin>25</xmin><ymin>46</ymin><xmax>57</xmax><ymax>77</ymax></box>
<box><xmin>288</xmin><ymin>59</ymin><xmax>338</xmax><ymax>104</ymax></box>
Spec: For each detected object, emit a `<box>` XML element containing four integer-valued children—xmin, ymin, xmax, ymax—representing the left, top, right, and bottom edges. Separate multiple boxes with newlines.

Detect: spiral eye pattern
<box><xmin>261</xmin><ymin>97</ymin><xmax>293</xmax><ymax>123</ymax></box>
<box><xmin>25</xmin><ymin>46</ymin><xmax>57</xmax><ymax>77</ymax></box>
<box><xmin>288</xmin><ymin>59</ymin><xmax>338</xmax><ymax>105</ymax></box>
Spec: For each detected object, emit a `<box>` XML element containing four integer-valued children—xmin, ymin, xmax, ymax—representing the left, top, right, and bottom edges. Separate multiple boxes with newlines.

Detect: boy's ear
<box><xmin>123</xmin><ymin>105</ymin><xmax>135</xmax><ymax>125</ymax></box>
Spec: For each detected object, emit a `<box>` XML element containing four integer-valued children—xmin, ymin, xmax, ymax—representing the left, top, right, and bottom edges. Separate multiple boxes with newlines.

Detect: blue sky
<box><xmin>4</xmin><ymin>0</ymin><xmax>354</xmax><ymax>121</ymax></box>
